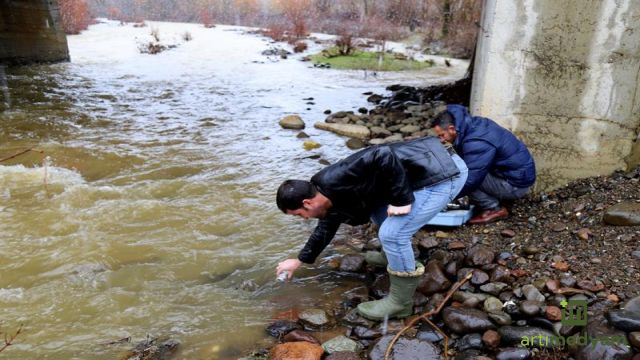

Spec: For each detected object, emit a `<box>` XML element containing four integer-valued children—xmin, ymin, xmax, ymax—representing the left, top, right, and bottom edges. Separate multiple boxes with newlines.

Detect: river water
<box><xmin>0</xmin><ymin>20</ymin><xmax>466</xmax><ymax>359</ymax></box>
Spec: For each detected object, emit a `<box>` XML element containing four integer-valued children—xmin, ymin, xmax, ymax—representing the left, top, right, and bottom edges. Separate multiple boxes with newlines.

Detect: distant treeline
<box><xmin>60</xmin><ymin>0</ymin><xmax>481</xmax><ymax>58</ymax></box>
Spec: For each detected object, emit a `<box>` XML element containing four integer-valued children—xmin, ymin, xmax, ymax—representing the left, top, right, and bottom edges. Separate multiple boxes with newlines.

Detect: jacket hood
<box><xmin>446</xmin><ymin>104</ymin><xmax>472</xmax><ymax>147</ymax></box>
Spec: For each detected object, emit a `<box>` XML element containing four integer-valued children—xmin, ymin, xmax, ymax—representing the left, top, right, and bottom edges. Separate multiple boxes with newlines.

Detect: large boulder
<box><xmin>279</xmin><ymin>115</ymin><xmax>305</xmax><ymax>129</ymax></box>
<box><xmin>603</xmin><ymin>201</ymin><xmax>640</xmax><ymax>226</ymax></box>
<box><xmin>314</xmin><ymin>122</ymin><xmax>371</xmax><ymax>140</ymax></box>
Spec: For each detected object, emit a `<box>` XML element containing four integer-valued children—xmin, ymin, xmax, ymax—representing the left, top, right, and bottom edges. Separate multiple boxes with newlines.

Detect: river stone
<box><xmin>628</xmin><ymin>332</ymin><xmax>640</xmax><ymax>348</ymax></box>
<box><xmin>369</xmin><ymin>335</ymin><xmax>443</xmax><ymax>360</ymax></box>
<box><xmin>480</xmin><ymin>282</ymin><xmax>509</xmax><ymax>295</ymax></box>
<box><xmin>266</xmin><ymin>320</ymin><xmax>302</xmax><ymax>338</ymax></box>
<box><xmin>457</xmin><ymin>333</ymin><xmax>483</xmax><ymax>351</ymax></box>
<box><xmin>606</xmin><ymin>310</ymin><xmax>640</xmax><ymax>332</ymax></box>
<box><xmin>416</xmin><ymin>325</ymin><xmax>445</xmax><ymax>342</ymax></box>
<box><xmin>314</xmin><ymin>122</ymin><xmax>371</xmax><ymax>139</ymax></box>
<box><xmin>623</xmin><ymin>295</ymin><xmax>640</xmax><ymax>314</ymax></box>
<box><xmin>603</xmin><ymin>202</ymin><xmax>640</xmax><ymax>226</ymax></box>
<box><xmin>325</xmin><ymin>352</ymin><xmax>362</xmax><ymax>360</ymax></box>
<box><xmin>353</xmin><ymin>326</ymin><xmax>381</xmax><ymax>339</ymax></box>
<box><xmin>296</xmin><ymin>131</ymin><xmax>309</xmax><ymax>138</ymax></box>
<box><xmin>484</xmin><ymin>296</ymin><xmax>504</xmax><ymax>314</ymax></box>
<box><xmin>382</xmin><ymin>134</ymin><xmax>404</xmax><ymax>143</ymax></box>
<box><xmin>442</xmin><ymin>307</ymin><xmax>495</xmax><ymax>334</ymax></box>
<box><xmin>482</xmin><ymin>329</ymin><xmax>500</xmax><ymax>348</ymax></box>
<box><xmin>523</xmin><ymin>284</ymin><xmax>546</xmax><ymax>302</ymax></box>
<box><xmin>303</xmin><ymin>140</ymin><xmax>321</xmax><ymax>150</ymax></box>
<box><xmin>575</xmin><ymin>315</ymin><xmax>633</xmax><ymax>360</ymax></box>
<box><xmin>519</xmin><ymin>300</ymin><xmax>542</xmax><ymax>317</ymax></box>
<box><xmin>271</xmin><ymin>341</ymin><xmax>323</xmax><ymax>360</ymax></box>
<box><xmin>453</xmin><ymin>291</ymin><xmax>489</xmax><ymax>308</ymax></box>
<box><xmin>471</xmin><ymin>269</ymin><xmax>490</xmax><ymax>285</ymax></box>
<box><xmin>284</xmin><ymin>329</ymin><xmax>320</xmax><ymax>344</ymax></box>
<box><xmin>322</xmin><ymin>335</ymin><xmax>362</xmax><ymax>354</ymax></box>
<box><xmin>279</xmin><ymin>115</ymin><xmax>305</xmax><ymax>129</ymax></box>
<box><xmin>368</xmin><ymin>138</ymin><xmax>386</xmax><ymax>145</ymax></box>
<box><xmin>342</xmin><ymin>309</ymin><xmax>376</xmax><ymax>328</ymax></box>
<box><xmin>498</xmin><ymin>326</ymin><xmax>557</xmax><ymax>348</ymax></box>
<box><xmin>488</xmin><ymin>311</ymin><xmax>513</xmax><ymax>326</ymax></box>
<box><xmin>560</xmin><ymin>274</ymin><xmax>577</xmax><ymax>288</ymax></box>
<box><xmin>466</xmin><ymin>245</ymin><xmax>495</xmax><ymax>266</ymax></box>
<box><xmin>490</xmin><ymin>266</ymin><xmax>513</xmax><ymax>283</ymax></box>
<box><xmin>346</xmin><ymin>138</ymin><xmax>366</xmax><ymax>150</ymax></box>
<box><xmin>495</xmin><ymin>348</ymin><xmax>531</xmax><ymax>360</ymax></box>
<box><xmin>124</xmin><ymin>338</ymin><xmax>179</xmax><ymax>360</ymax></box>
<box><xmin>399</xmin><ymin>125</ymin><xmax>420</xmax><ymax>134</ymax></box>
<box><xmin>417</xmin><ymin>260</ymin><xmax>451</xmax><ymax>295</ymax></box>
<box><xmin>299</xmin><ymin>309</ymin><xmax>332</xmax><ymax>330</ymax></box>
<box><xmin>370</xmin><ymin>126</ymin><xmax>392</xmax><ymax>137</ymax></box>
<box><xmin>339</xmin><ymin>254</ymin><xmax>365</xmax><ymax>272</ymax></box>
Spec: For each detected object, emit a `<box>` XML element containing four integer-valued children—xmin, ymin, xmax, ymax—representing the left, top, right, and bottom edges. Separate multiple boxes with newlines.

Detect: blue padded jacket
<box><xmin>447</xmin><ymin>104</ymin><xmax>536</xmax><ymax>196</ymax></box>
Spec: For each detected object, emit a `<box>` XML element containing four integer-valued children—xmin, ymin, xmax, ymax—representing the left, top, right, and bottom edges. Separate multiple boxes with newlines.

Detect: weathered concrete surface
<box><xmin>0</xmin><ymin>0</ymin><xmax>70</xmax><ymax>65</ymax></box>
<box><xmin>471</xmin><ymin>0</ymin><xmax>640</xmax><ymax>190</ymax></box>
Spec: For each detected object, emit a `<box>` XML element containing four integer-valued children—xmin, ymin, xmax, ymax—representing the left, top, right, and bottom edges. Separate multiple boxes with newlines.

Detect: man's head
<box><xmin>276</xmin><ymin>180</ymin><xmax>331</xmax><ymax>219</ymax></box>
<box><xmin>432</xmin><ymin>110</ymin><xmax>457</xmax><ymax>144</ymax></box>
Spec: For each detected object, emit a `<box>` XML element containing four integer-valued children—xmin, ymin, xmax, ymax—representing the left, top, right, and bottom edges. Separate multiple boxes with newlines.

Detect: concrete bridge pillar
<box><xmin>0</xmin><ymin>0</ymin><xmax>69</xmax><ymax>65</ymax></box>
<box><xmin>470</xmin><ymin>0</ymin><xmax>640</xmax><ymax>190</ymax></box>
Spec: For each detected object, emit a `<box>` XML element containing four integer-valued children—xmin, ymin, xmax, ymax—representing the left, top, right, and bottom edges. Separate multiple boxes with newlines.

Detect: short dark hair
<box><xmin>276</xmin><ymin>180</ymin><xmax>317</xmax><ymax>213</ymax></box>
<box><xmin>432</xmin><ymin>110</ymin><xmax>456</xmax><ymax>129</ymax></box>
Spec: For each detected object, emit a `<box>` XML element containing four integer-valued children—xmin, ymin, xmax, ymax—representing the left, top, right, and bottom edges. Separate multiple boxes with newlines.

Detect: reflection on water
<box><xmin>0</xmin><ymin>20</ymin><xmax>466</xmax><ymax>358</ymax></box>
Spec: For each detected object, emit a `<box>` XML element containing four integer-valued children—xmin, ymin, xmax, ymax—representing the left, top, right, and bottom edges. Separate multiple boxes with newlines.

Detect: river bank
<box><xmin>258</xmin><ymin>85</ymin><xmax>640</xmax><ymax>358</ymax></box>
<box><xmin>255</xmin><ymin>149</ymin><xmax>640</xmax><ymax>359</ymax></box>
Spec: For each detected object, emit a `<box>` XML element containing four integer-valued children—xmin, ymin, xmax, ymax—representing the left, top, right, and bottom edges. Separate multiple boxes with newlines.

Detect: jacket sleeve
<box><xmin>459</xmin><ymin>140</ymin><xmax>496</xmax><ymax>196</ymax></box>
<box><xmin>297</xmin><ymin>216</ymin><xmax>341</xmax><ymax>264</ymax></box>
<box><xmin>371</xmin><ymin>146</ymin><xmax>414</xmax><ymax>206</ymax></box>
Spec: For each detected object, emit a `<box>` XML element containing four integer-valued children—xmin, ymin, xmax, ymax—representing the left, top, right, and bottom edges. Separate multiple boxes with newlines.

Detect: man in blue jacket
<box><xmin>432</xmin><ymin>105</ymin><xmax>536</xmax><ymax>224</ymax></box>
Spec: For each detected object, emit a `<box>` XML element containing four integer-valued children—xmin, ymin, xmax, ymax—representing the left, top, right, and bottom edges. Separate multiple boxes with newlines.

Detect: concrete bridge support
<box><xmin>0</xmin><ymin>0</ymin><xmax>69</xmax><ymax>65</ymax></box>
<box><xmin>470</xmin><ymin>0</ymin><xmax>640</xmax><ymax>190</ymax></box>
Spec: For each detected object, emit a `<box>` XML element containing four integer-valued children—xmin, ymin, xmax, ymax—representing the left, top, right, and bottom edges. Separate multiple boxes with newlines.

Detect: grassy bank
<box><xmin>310</xmin><ymin>47</ymin><xmax>434</xmax><ymax>71</ymax></box>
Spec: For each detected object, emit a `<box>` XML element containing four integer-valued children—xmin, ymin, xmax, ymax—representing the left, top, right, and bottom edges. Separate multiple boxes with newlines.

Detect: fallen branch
<box><xmin>0</xmin><ymin>148</ymin><xmax>40</xmax><ymax>163</ymax></box>
<box><xmin>0</xmin><ymin>324</ymin><xmax>23</xmax><ymax>353</ymax></box>
<box><xmin>384</xmin><ymin>272</ymin><xmax>473</xmax><ymax>360</ymax></box>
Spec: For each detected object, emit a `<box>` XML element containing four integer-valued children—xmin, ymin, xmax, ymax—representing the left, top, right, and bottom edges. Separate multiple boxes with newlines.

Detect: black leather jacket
<box><xmin>298</xmin><ymin>136</ymin><xmax>460</xmax><ymax>264</ymax></box>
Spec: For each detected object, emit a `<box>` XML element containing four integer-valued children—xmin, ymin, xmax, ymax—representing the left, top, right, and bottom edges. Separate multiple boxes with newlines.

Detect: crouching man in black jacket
<box><xmin>276</xmin><ymin>137</ymin><xmax>468</xmax><ymax>320</ymax></box>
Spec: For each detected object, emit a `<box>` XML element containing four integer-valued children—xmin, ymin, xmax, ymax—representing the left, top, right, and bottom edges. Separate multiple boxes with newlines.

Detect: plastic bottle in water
<box><xmin>277</xmin><ymin>271</ymin><xmax>289</xmax><ymax>282</ymax></box>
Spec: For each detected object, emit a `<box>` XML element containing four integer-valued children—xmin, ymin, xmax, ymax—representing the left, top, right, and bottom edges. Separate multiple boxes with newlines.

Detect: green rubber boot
<box><xmin>357</xmin><ymin>262</ymin><xmax>424</xmax><ymax>321</ymax></box>
<box><xmin>364</xmin><ymin>250</ymin><xmax>388</xmax><ymax>267</ymax></box>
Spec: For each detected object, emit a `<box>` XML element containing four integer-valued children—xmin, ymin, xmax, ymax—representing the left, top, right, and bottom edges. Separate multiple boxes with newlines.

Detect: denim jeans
<box><xmin>370</xmin><ymin>154</ymin><xmax>468</xmax><ymax>272</ymax></box>
<box><xmin>469</xmin><ymin>173</ymin><xmax>531</xmax><ymax>210</ymax></box>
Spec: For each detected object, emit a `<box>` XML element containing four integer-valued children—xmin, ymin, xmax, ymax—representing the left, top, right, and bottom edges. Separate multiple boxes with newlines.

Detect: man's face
<box><xmin>433</xmin><ymin>125</ymin><xmax>457</xmax><ymax>144</ymax></box>
<box><xmin>286</xmin><ymin>196</ymin><xmax>328</xmax><ymax>220</ymax></box>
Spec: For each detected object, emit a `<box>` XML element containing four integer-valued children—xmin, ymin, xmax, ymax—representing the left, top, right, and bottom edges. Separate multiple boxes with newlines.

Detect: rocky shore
<box><xmin>267</xmin><ymin>89</ymin><xmax>640</xmax><ymax>359</ymax></box>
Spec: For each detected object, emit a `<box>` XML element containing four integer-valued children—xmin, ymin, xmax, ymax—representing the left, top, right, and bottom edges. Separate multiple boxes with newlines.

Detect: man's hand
<box><xmin>387</xmin><ymin>204</ymin><xmax>412</xmax><ymax>217</ymax></box>
<box><xmin>276</xmin><ymin>258</ymin><xmax>302</xmax><ymax>280</ymax></box>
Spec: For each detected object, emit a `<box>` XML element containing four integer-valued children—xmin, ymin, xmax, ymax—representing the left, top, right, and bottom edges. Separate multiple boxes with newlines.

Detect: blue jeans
<box><xmin>370</xmin><ymin>154</ymin><xmax>468</xmax><ymax>272</ymax></box>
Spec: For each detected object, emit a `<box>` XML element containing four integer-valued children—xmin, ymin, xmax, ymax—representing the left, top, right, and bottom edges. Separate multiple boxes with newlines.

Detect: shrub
<box><xmin>182</xmin><ymin>31</ymin><xmax>192</xmax><ymax>41</ymax></box>
<box><xmin>293</xmin><ymin>41</ymin><xmax>308</xmax><ymax>53</ymax></box>
<box><xmin>265</xmin><ymin>22</ymin><xmax>287</xmax><ymax>42</ymax></box>
<box><xmin>335</xmin><ymin>33</ymin><xmax>355</xmax><ymax>56</ymax></box>
<box><xmin>59</xmin><ymin>0</ymin><xmax>92</xmax><ymax>34</ymax></box>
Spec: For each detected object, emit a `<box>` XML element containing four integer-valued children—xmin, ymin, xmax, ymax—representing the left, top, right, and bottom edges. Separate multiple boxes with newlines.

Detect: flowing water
<box><xmin>0</xmin><ymin>20</ymin><xmax>467</xmax><ymax>359</ymax></box>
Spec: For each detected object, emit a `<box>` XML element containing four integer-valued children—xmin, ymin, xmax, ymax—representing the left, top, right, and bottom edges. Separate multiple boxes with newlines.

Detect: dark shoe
<box><xmin>469</xmin><ymin>207</ymin><xmax>508</xmax><ymax>224</ymax></box>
